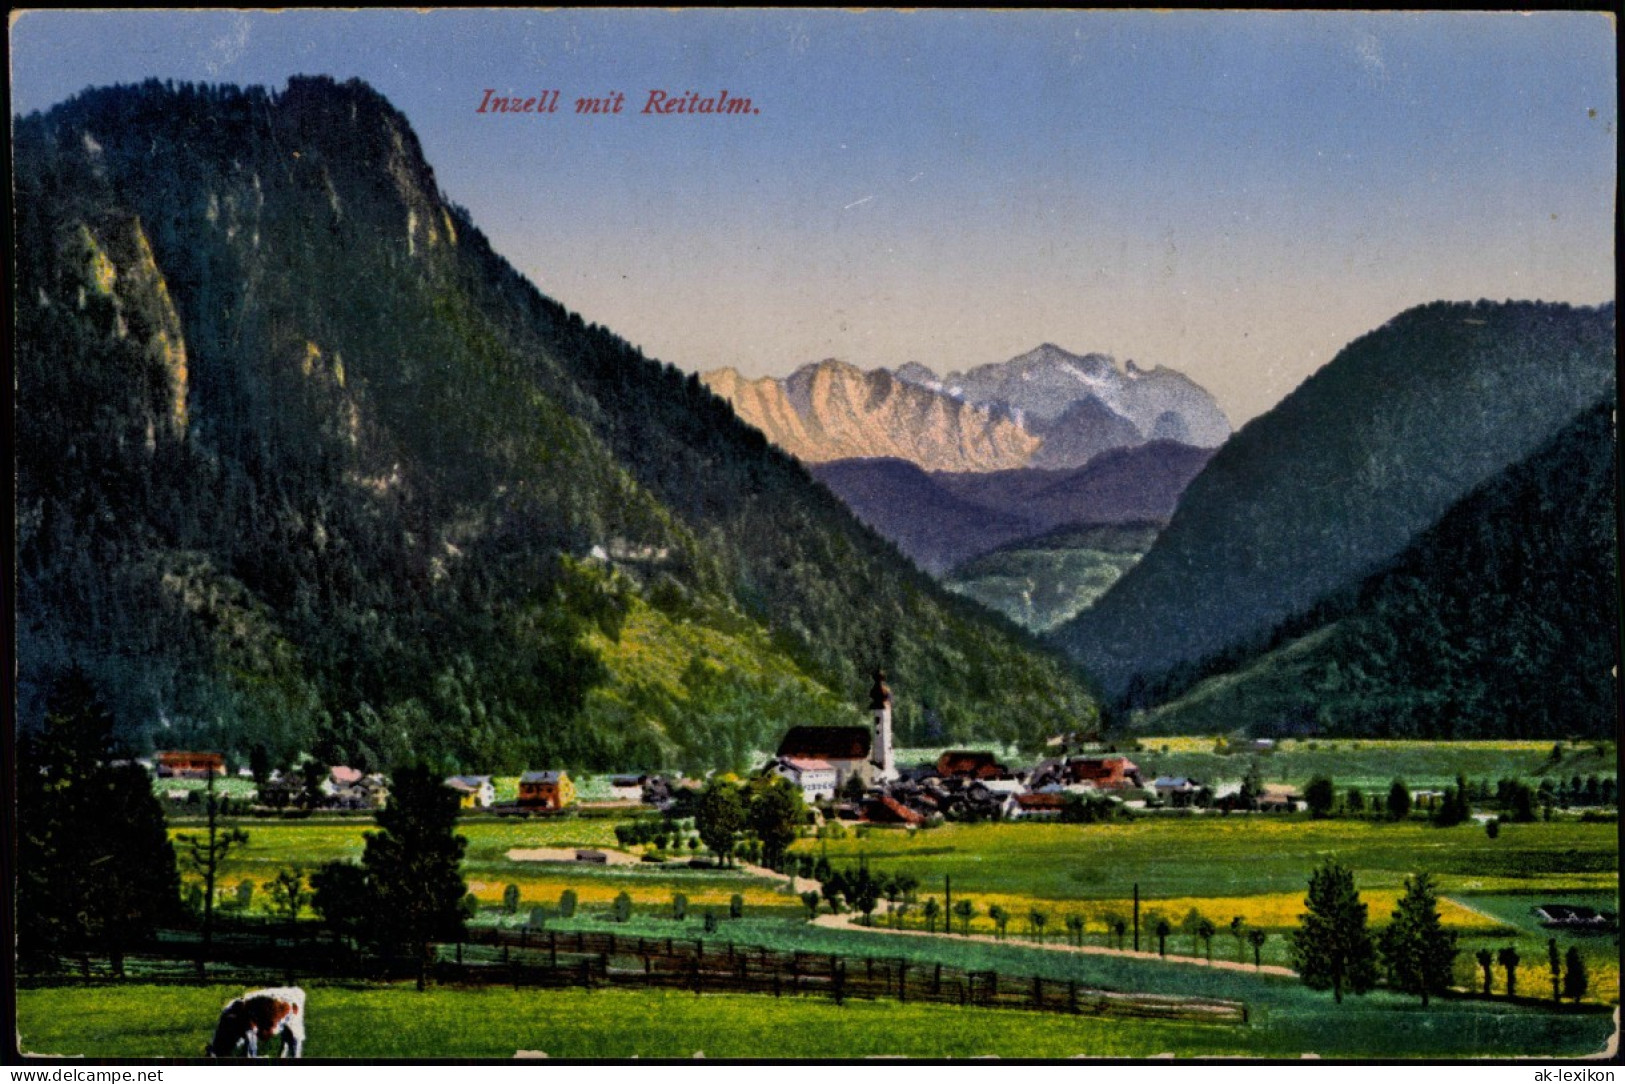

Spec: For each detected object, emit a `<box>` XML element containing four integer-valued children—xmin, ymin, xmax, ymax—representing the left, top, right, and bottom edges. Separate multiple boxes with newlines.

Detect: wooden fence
<box><xmin>444</xmin><ymin>927</ymin><xmax>1248</xmax><ymax>1024</ymax></box>
<box><xmin>21</xmin><ymin>925</ymin><xmax>1248</xmax><ymax>1026</ymax></box>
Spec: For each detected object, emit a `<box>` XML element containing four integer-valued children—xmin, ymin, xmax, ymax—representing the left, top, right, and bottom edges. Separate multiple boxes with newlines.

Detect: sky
<box><xmin>10</xmin><ymin>9</ymin><xmax>1616</xmax><ymax>425</ymax></box>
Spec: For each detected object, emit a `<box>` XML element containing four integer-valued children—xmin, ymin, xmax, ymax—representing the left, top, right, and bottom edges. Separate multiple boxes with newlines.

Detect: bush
<box><xmin>558</xmin><ymin>889</ymin><xmax>577</xmax><ymax>919</ymax></box>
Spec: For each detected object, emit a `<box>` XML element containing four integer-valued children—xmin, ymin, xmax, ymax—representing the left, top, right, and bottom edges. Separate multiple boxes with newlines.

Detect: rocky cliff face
<box><xmin>702</xmin><ymin>361</ymin><xmax>1039</xmax><ymax>471</ymax></box>
<box><xmin>704</xmin><ymin>345</ymin><xmax>1230</xmax><ymax>473</ymax></box>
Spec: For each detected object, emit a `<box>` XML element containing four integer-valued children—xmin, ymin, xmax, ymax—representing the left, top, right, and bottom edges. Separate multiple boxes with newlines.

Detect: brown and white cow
<box><xmin>205</xmin><ymin>986</ymin><xmax>305</xmax><ymax>1058</ymax></box>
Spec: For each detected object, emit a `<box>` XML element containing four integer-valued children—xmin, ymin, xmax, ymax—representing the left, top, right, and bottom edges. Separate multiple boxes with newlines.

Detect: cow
<box><xmin>204</xmin><ymin>986</ymin><xmax>306</xmax><ymax>1058</ymax></box>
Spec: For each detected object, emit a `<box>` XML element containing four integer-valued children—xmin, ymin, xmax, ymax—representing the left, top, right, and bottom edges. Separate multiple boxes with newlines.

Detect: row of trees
<box><xmin>1290</xmin><ymin>861</ymin><xmax>1590</xmax><ymax>1007</ymax></box>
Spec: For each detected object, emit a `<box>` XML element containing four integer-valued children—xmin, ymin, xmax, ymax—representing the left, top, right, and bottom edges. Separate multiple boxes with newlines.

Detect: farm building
<box><xmin>935</xmin><ymin>750</ymin><xmax>1011</xmax><ymax>780</ymax></box>
<box><xmin>156</xmin><ymin>751</ymin><xmax>226</xmax><ymax>778</ymax></box>
<box><xmin>1533</xmin><ymin>905</ymin><xmax>1617</xmax><ymax>931</ymax></box>
<box><xmin>608</xmin><ymin>774</ymin><xmax>649</xmax><ymax>802</ymax></box>
<box><xmin>444</xmin><ymin>775</ymin><xmax>496</xmax><ymax>808</ymax></box>
<box><xmin>1153</xmin><ymin>776</ymin><xmax>1203</xmax><ymax>807</ymax></box>
<box><xmin>861</xmin><ymin>794</ymin><xmax>925</xmax><ymax>826</ymax></box>
<box><xmin>777</xmin><ymin>726</ymin><xmax>874</xmax><ymax>790</ymax></box>
<box><xmin>519</xmin><ymin>770</ymin><xmax>576</xmax><ymax>810</ymax></box>
<box><xmin>1064</xmin><ymin>756</ymin><xmax>1142</xmax><ymax>791</ymax></box>
<box><xmin>1007</xmin><ymin>791</ymin><xmax>1068</xmax><ymax>820</ymax></box>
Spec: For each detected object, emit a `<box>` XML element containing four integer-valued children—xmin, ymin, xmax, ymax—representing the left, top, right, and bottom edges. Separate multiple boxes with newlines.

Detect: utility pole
<box><xmin>1133</xmin><ymin>883</ymin><xmax>1140</xmax><ymax>952</ymax></box>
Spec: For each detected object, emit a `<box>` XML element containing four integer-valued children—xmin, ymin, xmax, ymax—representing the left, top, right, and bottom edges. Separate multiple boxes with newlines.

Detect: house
<box><xmin>1065</xmin><ymin>756</ymin><xmax>1142</xmax><ymax>791</ymax></box>
<box><xmin>156</xmin><ymin>751</ymin><xmax>226</xmax><ymax>779</ymax></box>
<box><xmin>861</xmin><ymin>794</ymin><xmax>925</xmax><ymax>826</ymax></box>
<box><xmin>776</xmin><ymin>726</ymin><xmax>873</xmax><ymax>790</ymax></box>
<box><xmin>519</xmin><ymin>770</ymin><xmax>576</xmax><ymax>811</ymax></box>
<box><xmin>935</xmin><ymin>750</ymin><xmax>1010</xmax><ymax>780</ymax></box>
<box><xmin>771</xmin><ymin>756</ymin><xmax>840</xmax><ymax>802</ymax></box>
<box><xmin>1007</xmin><ymin>791</ymin><xmax>1068</xmax><ymax>820</ymax></box>
<box><xmin>1153</xmin><ymin>776</ymin><xmax>1203</xmax><ymax>807</ymax></box>
<box><xmin>608</xmin><ymin>774</ymin><xmax>648</xmax><ymax>802</ymax></box>
<box><xmin>444</xmin><ymin>775</ymin><xmax>495</xmax><ymax>809</ymax></box>
<box><xmin>1256</xmin><ymin>784</ymin><xmax>1301</xmax><ymax>812</ymax></box>
<box><xmin>1533</xmin><ymin>904</ymin><xmax>1617</xmax><ymax>931</ymax></box>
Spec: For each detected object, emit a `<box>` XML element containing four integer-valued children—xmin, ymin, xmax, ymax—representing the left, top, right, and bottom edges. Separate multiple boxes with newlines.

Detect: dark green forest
<box><xmin>14</xmin><ymin>77</ymin><xmax>1097</xmax><ymax>773</ymax></box>
<box><xmin>1055</xmin><ymin>298</ymin><xmax>1616</xmax><ymax>696</ymax></box>
<box><xmin>1124</xmin><ymin>400</ymin><xmax>1618</xmax><ymax>739</ymax></box>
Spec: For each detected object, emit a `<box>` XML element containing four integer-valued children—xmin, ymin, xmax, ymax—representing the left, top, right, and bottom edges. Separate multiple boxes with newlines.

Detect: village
<box><xmin>143</xmin><ymin>671</ymin><xmax>1307</xmax><ymax>823</ymax></box>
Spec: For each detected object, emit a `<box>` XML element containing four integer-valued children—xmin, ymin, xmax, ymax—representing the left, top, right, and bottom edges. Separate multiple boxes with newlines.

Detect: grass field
<box><xmin>1124</xmin><ymin>738</ymin><xmax>1615</xmax><ymax>792</ymax></box>
<box><xmin>17</xmin><ymin>975</ymin><xmax>1615</xmax><ymax>1059</ymax></box>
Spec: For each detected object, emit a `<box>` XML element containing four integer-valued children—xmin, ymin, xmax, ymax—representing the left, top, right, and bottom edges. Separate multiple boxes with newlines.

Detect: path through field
<box><xmin>809</xmin><ymin>912</ymin><xmax>1299</xmax><ymax>978</ymax></box>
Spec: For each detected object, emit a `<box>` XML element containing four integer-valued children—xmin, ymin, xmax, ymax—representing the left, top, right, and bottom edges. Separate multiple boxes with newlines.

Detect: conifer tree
<box><xmin>1379</xmin><ymin>872</ymin><xmax>1458</xmax><ymax>1007</ymax></box>
<box><xmin>362</xmin><ymin>764</ymin><xmax>469</xmax><ymax>990</ymax></box>
<box><xmin>1289</xmin><ymin>860</ymin><xmax>1378</xmax><ymax>1003</ymax></box>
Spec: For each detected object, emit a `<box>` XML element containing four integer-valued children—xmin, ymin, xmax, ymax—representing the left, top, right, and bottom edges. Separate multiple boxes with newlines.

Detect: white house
<box><xmin>444</xmin><ymin>774</ymin><xmax>495</xmax><ymax>809</ymax></box>
<box><xmin>772</xmin><ymin>756</ymin><xmax>840</xmax><ymax>802</ymax></box>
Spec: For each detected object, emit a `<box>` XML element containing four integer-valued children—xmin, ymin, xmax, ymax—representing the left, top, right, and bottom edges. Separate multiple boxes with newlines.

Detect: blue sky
<box><xmin>10</xmin><ymin>9</ymin><xmax>1615</xmax><ymax>423</ymax></box>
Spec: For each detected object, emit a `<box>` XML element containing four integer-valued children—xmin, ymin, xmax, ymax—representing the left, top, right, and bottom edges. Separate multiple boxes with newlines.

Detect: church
<box><xmin>770</xmin><ymin>669</ymin><xmax>897</xmax><ymax>800</ymax></box>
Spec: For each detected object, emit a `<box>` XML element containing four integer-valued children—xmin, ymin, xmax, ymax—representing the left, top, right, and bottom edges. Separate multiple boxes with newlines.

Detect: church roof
<box><xmin>777</xmin><ymin>726</ymin><xmax>872</xmax><ymax>761</ymax></box>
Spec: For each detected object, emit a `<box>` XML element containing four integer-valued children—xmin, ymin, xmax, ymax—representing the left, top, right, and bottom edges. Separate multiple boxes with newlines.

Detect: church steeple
<box><xmin>868</xmin><ymin>669</ymin><xmax>895</xmax><ymax>781</ymax></box>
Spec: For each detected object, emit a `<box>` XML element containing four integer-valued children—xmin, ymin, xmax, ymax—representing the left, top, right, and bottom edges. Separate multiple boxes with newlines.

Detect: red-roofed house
<box><xmin>935</xmin><ymin>750</ymin><xmax>1010</xmax><ymax>780</ymax></box>
<box><xmin>862</xmin><ymin>794</ymin><xmax>925</xmax><ymax>826</ymax></box>
<box><xmin>156</xmin><ymin>751</ymin><xmax>226</xmax><ymax>779</ymax></box>
<box><xmin>1065</xmin><ymin>756</ymin><xmax>1142</xmax><ymax>791</ymax></box>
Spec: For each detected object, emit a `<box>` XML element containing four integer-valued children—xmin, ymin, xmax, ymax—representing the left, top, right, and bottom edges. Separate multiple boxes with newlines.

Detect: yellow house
<box><xmin>518</xmin><ymin>770</ymin><xmax>575</xmax><ymax>810</ymax></box>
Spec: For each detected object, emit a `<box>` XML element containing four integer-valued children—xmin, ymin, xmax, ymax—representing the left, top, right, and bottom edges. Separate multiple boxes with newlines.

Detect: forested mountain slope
<box><xmin>1053</xmin><ymin>299</ymin><xmax>1616</xmax><ymax>696</ymax></box>
<box><xmin>14</xmin><ymin>77</ymin><xmax>1097</xmax><ymax>772</ymax></box>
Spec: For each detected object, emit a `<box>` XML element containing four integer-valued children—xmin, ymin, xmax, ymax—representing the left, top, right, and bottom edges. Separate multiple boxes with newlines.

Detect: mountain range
<box><xmin>809</xmin><ymin>441</ymin><xmax>1213</xmax><ymax>575</ymax></box>
<box><xmin>703</xmin><ymin>345</ymin><xmax>1230</xmax><ymax>473</ymax></box>
<box><xmin>13</xmin><ymin>76</ymin><xmax>1098</xmax><ymax>772</ymax></box>
<box><xmin>1052</xmin><ymin>299</ymin><xmax>1617</xmax><ymax>704</ymax></box>
<box><xmin>1126</xmin><ymin>399</ymin><xmax>1617</xmax><ymax>740</ymax></box>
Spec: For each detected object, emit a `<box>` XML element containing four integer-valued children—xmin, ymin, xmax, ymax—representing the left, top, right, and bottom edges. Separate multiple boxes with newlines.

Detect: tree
<box><xmin>1229</xmin><ymin>916</ymin><xmax>1248</xmax><ymax>963</ymax></box>
<box><xmin>1247</xmin><ymin>927</ymin><xmax>1268</xmax><ymax>969</ymax></box>
<box><xmin>311</xmin><ymin>861</ymin><xmax>371</xmax><ymax>948</ymax></box>
<box><xmin>1346</xmin><ymin>788</ymin><xmax>1366</xmax><ymax>816</ymax></box>
<box><xmin>923</xmin><ymin>897</ymin><xmax>941</xmax><ymax>934</ymax></box>
<box><xmin>17</xmin><ymin>670</ymin><xmax>181</xmax><ymax>976</ymax></box>
<box><xmin>1180</xmin><ymin>907</ymin><xmax>1205</xmax><ymax>955</ymax></box>
<box><xmin>265</xmin><ymin>869</ymin><xmax>310</xmax><ymax>926</ymax></box>
<box><xmin>503</xmin><ymin>884</ymin><xmax>522</xmax><ymax>915</ymax></box>
<box><xmin>1197</xmin><ymin>917</ymin><xmax>1217</xmax><ymax>961</ymax></box>
<box><xmin>1154</xmin><ymin>917</ymin><xmax>1172</xmax><ymax>957</ymax></box>
<box><xmin>746</xmin><ymin>775</ymin><xmax>805</xmax><ymax>869</ymax></box>
<box><xmin>1563</xmin><ymin>947</ymin><xmax>1588</xmax><ymax>1003</ymax></box>
<box><xmin>1475</xmin><ymin>948</ymin><xmax>1494</xmax><ymax>995</ymax></box>
<box><xmin>1289</xmin><ymin>860</ymin><xmax>1378</xmax><ymax>1003</ymax></box>
<box><xmin>1305</xmin><ymin>775</ymin><xmax>1336</xmax><ymax>818</ymax></box>
<box><xmin>558</xmin><ymin>888</ymin><xmax>578</xmax><ymax>919</ymax></box>
<box><xmin>953</xmin><ymin>898</ymin><xmax>976</xmax><ymax>936</ymax></box>
<box><xmin>613</xmin><ymin>891</ymin><xmax>632</xmax><ymax>923</ymax></box>
<box><xmin>1101</xmin><ymin>910</ymin><xmax>1126</xmax><ymax>950</ymax></box>
<box><xmin>695</xmin><ymin>778</ymin><xmax>745</xmax><ymax>866</ymax></box>
<box><xmin>178</xmin><ymin>770</ymin><xmax>250</xmax><ymax>977</ymax></box>
<box><xmin>1239</xmin><ymin>759</ymin><xmax>1265</xmax><ymax>809</ymax></box>
<box><xmin>1378</xmin><ymin>873</ymin><xmax>1457</xmax><ymax>1007</ymax></box>
<box><xmin>1497</xmin><ymin>945</ymin><xmax>1520</xmax><ymax>998</ymax></box>
<box><xmin>1386</xmin><ymin>779</ymin><xmax>1412</xmax><ymax>821</ymax></box>
<box><xmin>729</xmin><ymin>893</ymin><xmax>744</xmax><ymax>920</ymax></box>
<box><xmin>361</xmin><ymin>764</ymin><xmax>469</xmax><ymax>990</ymax></box>
<box><xmin>1029</xmin><ymin>909</ymin><xmax>1049</xmax><ymax>944</ymax></box>
<box><xmin>672</xmin><ymin>892</ymin><xmax>688</xmax><ymax>922</ymax></box>
<box><xmin>1430</xmin><ymin>776</ymin><xmax>1470</xmax><ymax>827</ymax></box>
<box><xmin>1065</xmin><ymin>914</ymin><xmax>1084</xmax><ymax>947</ymax></box>
<box><xmin>801</xmin><ymin>890</ymin><xmax>821</xmax><ymax>921</ymax></box>
<box><xmin>1484</xmin><ymin>818</ymin><xmax>1501</xmax><ymax>839</ymax></box>
<box><xmin>988</xmin><ymin>904</ymin><xmax>1009</xmax><ymax>940</ymax></box>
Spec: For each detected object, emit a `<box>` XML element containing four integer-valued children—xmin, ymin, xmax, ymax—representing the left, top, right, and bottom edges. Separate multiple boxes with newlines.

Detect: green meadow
<box><xmin>16</xmin><ymin>976</ymin><xmax>1613</xmax><ymax>1060</ymax></box>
